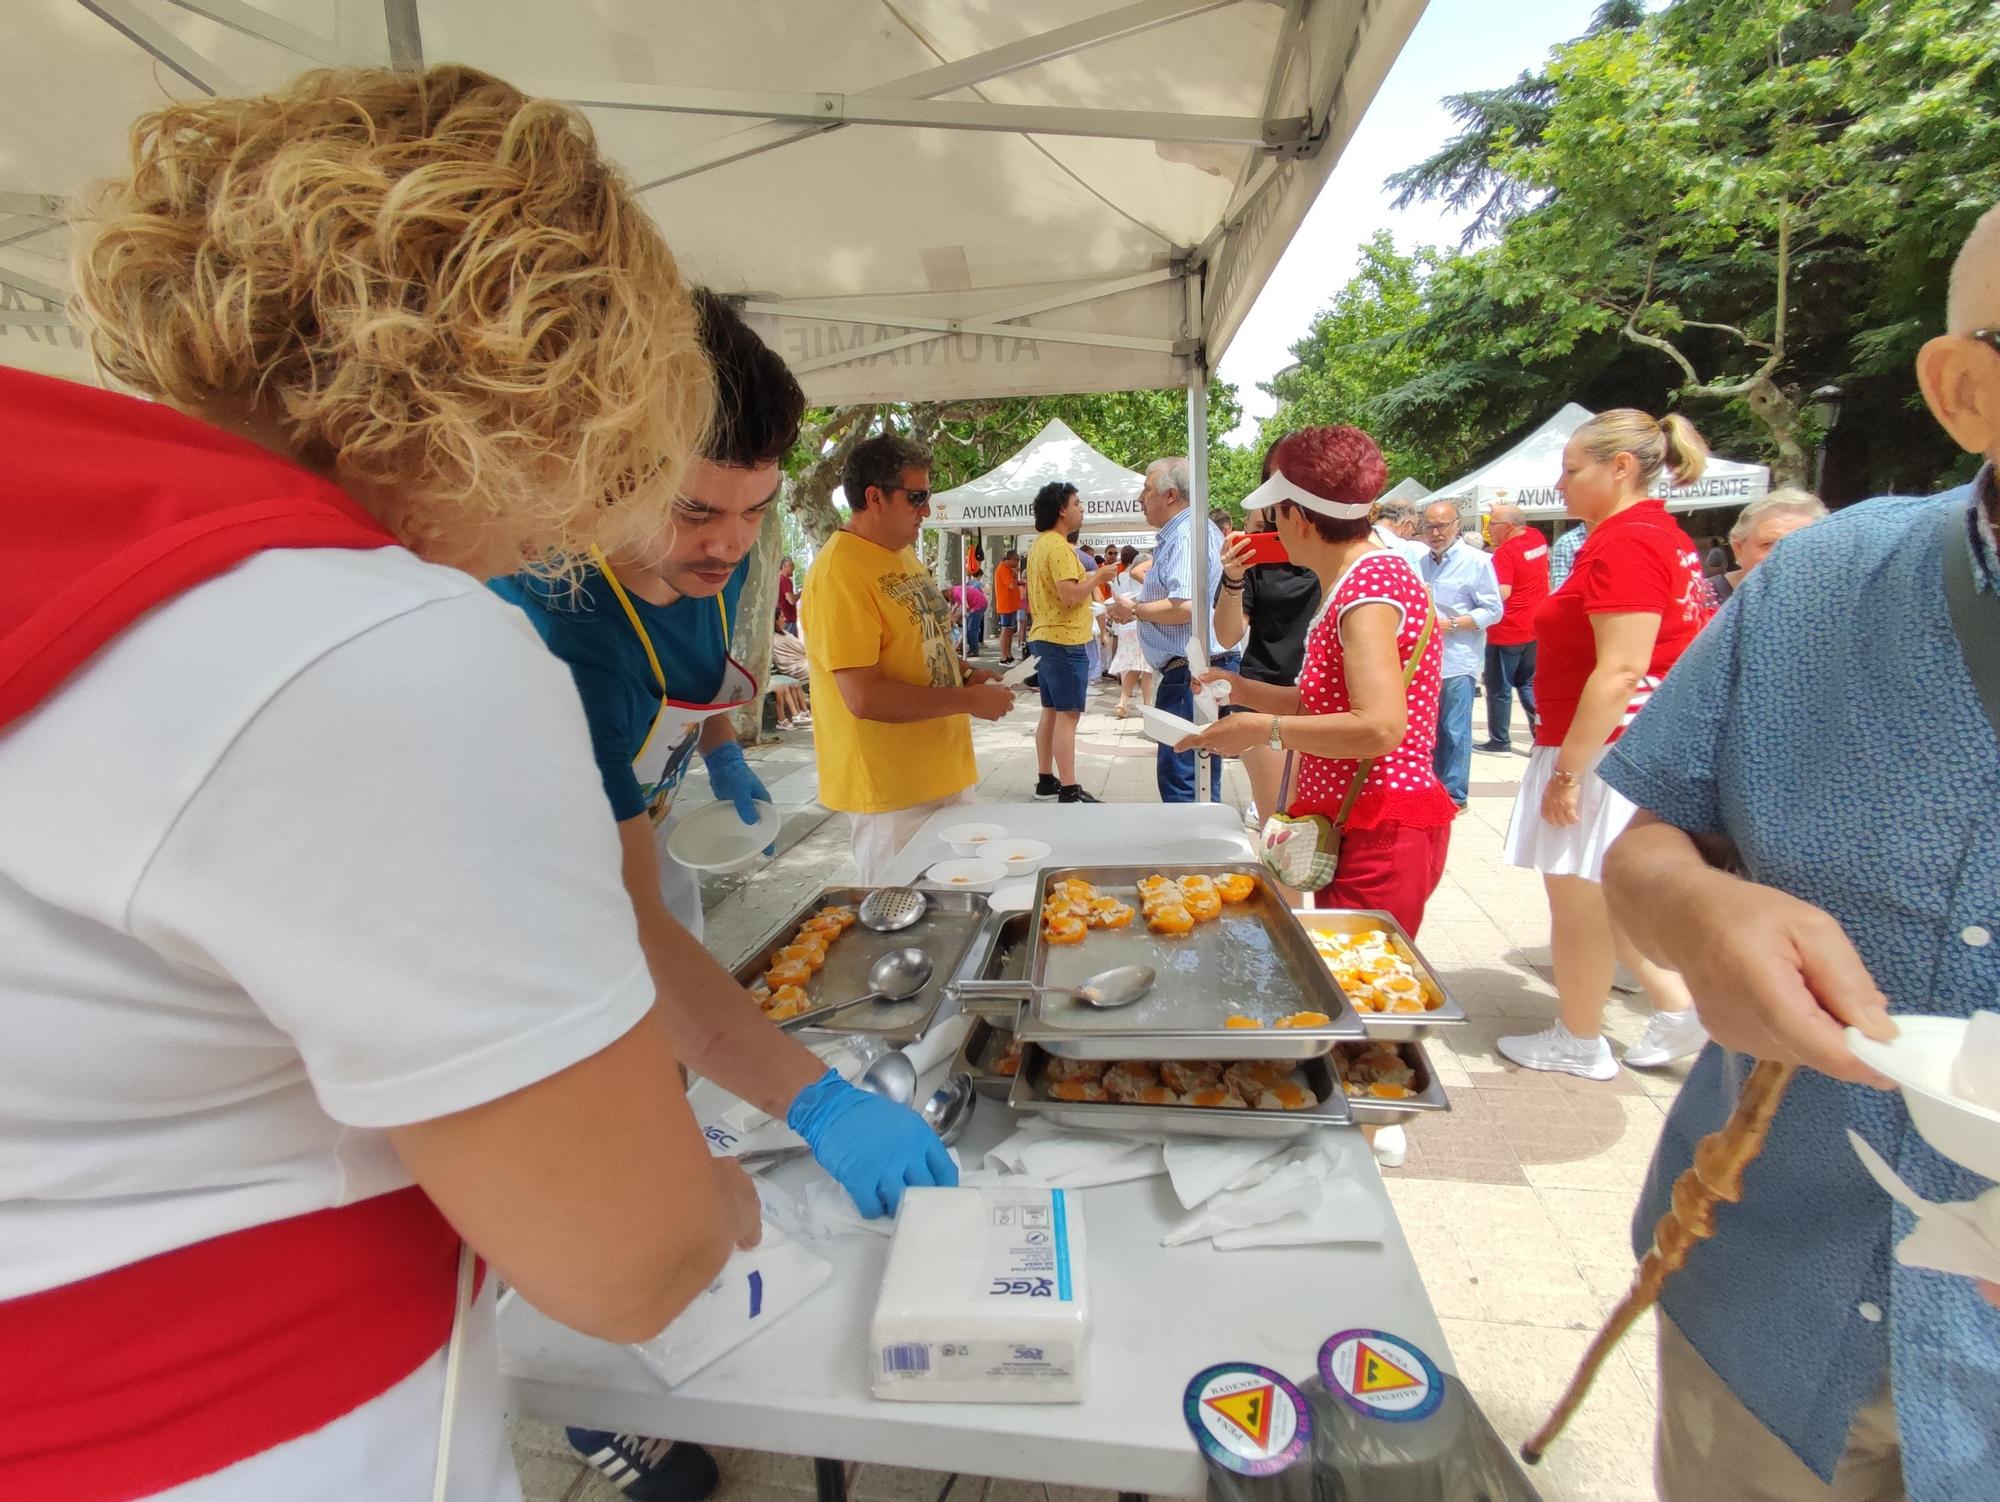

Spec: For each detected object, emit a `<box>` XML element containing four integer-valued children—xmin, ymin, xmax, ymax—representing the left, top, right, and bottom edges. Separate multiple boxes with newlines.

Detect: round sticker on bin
<box><xmin>1320</xmin><ymin>1329</ymin><xmax>1444</xmax><ymax>1423</ymax></box>
<box><xmin>1182</xmin><ymin>1363</ymin><xmax>1311</xmax><ymax>1476</ymax></box>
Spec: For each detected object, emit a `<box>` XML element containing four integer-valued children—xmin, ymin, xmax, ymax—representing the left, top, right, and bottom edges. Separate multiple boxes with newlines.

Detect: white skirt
<box><xmin>1501</xmin><ymin>745</ymin><xmax>1638</xmax><ymax>883</ymax></box>
<box><xmin>1108</xmin><ymin>622</ymin><xmax>1148</xmax><ymax>675</ymax></box>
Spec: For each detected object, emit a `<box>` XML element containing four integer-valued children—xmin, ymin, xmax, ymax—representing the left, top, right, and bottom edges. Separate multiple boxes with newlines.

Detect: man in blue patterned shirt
<box><xmin>1597</xmin><ymin>205</ymin><xmax>2000</xmax><ymax>1502</ymax></box>
<box><xmin>1547</xmin><ymin>520</ymin><xmax>1587</xmax><ymax>589</ymax></box>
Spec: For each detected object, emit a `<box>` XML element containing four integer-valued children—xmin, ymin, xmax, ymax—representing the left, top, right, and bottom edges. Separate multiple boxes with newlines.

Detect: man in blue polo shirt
<box><xmin>494</xmin><ymin>293</ymin><xmax>956</xmax><ymax>1502</ymax></box>
<box><xmin>1106</xmin><ymin>456</ymin><xmax>1241</xmax><ymax>801</ymax></box>
<box><xmin>1597</xmin><ymin>206</ymin><xmax>2000</xmax><ymax>1502</ymax></box>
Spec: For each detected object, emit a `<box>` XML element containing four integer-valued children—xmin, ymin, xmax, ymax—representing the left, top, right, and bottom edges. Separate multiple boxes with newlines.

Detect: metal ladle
<box><xmin>954</xmin><ymin>963</ymin><xmax>1157</xmax><ymax>1010</ymax></box>
<box><xmin>777</xmin><ymin>947</ymin><xmax>933</xmax><ymax>1033</ymax></box>
<box><xmin>734</xmin><ymin>1049</ymin><xmax>923</xmax><ymax>1169</ymax></box>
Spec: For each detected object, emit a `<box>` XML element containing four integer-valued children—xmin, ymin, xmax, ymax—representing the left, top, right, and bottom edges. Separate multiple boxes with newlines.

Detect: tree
<box><xmin>1384</xmin><ymin>0</ymin><xmax>2000</xmax><ymax>494</ymax></box>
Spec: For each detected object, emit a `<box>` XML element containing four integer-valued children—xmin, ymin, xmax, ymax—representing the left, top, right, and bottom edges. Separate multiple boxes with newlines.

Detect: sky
<box><xmin>1214</xmin><ymin>0</ymin><xmax>1605</xmax><ymax>445</ymax></box>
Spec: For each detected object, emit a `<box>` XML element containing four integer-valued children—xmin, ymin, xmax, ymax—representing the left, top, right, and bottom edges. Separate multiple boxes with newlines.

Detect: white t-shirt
<box><xmin>0</xmin><ymin>546</ymin><xmax>657</xmax><ymax>1498</ymax></box>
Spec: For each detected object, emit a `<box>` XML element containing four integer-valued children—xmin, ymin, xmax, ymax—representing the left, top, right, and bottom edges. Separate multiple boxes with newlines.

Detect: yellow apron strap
<box><xmin>589</xmin><ymin>546</ymin><xmax>668</xmax><ymax>696</ymax></box>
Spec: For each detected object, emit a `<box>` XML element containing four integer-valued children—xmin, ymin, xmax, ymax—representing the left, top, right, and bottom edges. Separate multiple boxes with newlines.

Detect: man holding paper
<box><xmin>1595</xmin><ymin>204</ymin><xmax>2000</xmax><ymax>1502</ymax></box>
<box><xmin>1106</xmin><ymin>457</ymin><xmax>1239</xmax><ymax>802</ymax></box>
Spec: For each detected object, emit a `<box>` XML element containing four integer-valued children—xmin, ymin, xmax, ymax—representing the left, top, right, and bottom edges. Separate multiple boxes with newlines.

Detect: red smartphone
<box><xmin>1228</xmin><ymin>530</ymin><xmax>1290</xmax><ymax>567</ymax></box>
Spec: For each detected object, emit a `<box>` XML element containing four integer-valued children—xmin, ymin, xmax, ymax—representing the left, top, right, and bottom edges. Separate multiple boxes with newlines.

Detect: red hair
<box><xmin>1268</xmin><ymin>426</ymin><xmax>1386</xmax><ymax>542</ymax></box>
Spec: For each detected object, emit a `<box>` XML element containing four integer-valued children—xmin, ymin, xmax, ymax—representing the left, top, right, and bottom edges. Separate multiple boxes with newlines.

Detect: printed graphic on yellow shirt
<box><xmin>879</xmin><ymin>568</ymin><xmax>963</xmax><ymax>689</ymax></box>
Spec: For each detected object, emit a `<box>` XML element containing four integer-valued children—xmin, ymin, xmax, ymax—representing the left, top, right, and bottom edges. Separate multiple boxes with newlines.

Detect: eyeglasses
<box><xmin>1971</xmin><ymin>329</ymin><xmax>2000</xmax><ymax>357</ymax></box>
<box><xmin>880</xmin><ymin>485</ymin><xmax>932</xmax><ymax>509</ymax></box>
<box><xmin>1420</xmin><ymin>520</ymin><xmax>1459</xmax><ymax>533</ymax></box>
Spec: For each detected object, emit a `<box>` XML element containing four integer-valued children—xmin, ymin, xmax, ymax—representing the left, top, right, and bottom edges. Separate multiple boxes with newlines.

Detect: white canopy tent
<box><xmin>1378</xmin><ymin>477</ymin><xmax>1432</xmax><ymax>505</ymax></box>
<box><xmin>2</xmin><ymin>0</ymin><xmax>1429</xmax><ymax>803</ymax></box>
<box><xmin>927</xmin><ymin>419</ymin><xmax>1151</xmax><ymax>539</ymax></box>
<box><xmin>1431</xmin><ymin>402</ymin><xmax>1771</xmax><ymax>518</ymax></box>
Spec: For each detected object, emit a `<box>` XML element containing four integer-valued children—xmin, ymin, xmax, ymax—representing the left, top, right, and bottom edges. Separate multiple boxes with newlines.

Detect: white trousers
<box><xmin>848</xmin><ymin>790</ymin><xmax>975</xmax><ymax>885</ymax></box>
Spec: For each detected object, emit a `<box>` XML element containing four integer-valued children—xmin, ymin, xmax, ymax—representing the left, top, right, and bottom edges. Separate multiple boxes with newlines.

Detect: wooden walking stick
<box><xmin>1520</xmin><ymin>1058</ymin><xmax>1798</xmax><ymax>1464</ymax></box>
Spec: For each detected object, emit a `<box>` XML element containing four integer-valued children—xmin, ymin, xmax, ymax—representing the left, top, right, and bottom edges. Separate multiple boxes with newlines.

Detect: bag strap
<box><xmin>429</xmin><ymin>1242</ymin><xmax>477</xmax><ymax>1502</ymax></box>
<box><xmin>1324</xmin><ymin>601</ymin><xmax>1438</xmax><ymax>830</ymax></box>
<box><xmin>1940</xmin><ymin>494</ymin><xmax>2000</xmax><ymax>738</ymax></box>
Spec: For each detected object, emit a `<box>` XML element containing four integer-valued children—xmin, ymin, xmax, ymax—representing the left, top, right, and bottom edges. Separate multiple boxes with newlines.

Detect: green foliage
<box><xmin>1374</xmin><ymin>0</ymin><xmax>2000</xmax><ymax>498</ymax></box>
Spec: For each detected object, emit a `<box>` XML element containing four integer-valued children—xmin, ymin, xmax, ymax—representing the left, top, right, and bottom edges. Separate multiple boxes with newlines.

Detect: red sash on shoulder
<box><xmin>0</xmin><ymin>369</ymin><xmax>471</xmax><ymax>1498</ymax></box>
<box><xmin>0</xmin><ymin>366</ymin><xmax>393</xmax><ymax>733</ymax></box>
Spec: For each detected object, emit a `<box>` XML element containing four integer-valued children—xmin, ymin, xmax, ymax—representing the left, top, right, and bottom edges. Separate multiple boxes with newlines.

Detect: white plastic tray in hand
<box><xmin>1848</xmin><ymin>1014</ymin><xmax>2000</xmax><ymax>1180</ymax></box>
<box><xmin>1138</xmin><ymin>704</ymin><xmax>1201</xmax><ymax>747</ymax></box>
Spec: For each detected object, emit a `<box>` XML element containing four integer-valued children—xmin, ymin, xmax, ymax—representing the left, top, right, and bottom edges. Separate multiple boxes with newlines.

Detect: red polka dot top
<box><xmin>1286</xmin><ymin>550</ymin><xmax>1456</xmax><ymax>832</ymax></box>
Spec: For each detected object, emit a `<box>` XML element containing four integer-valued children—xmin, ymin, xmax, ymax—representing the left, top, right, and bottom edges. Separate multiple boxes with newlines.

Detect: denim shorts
<box><xmin>1031</xmin><ymin>640</ymin><xmax>1090</xmax><ymax>712</ymax></box>
<box><xmin>995</xmin><ymin>611</ymin><xmax>1018</xmax><ymax>629</ymax></box>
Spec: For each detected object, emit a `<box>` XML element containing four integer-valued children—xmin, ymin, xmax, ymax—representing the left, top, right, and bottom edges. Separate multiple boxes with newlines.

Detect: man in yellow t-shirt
<box><xmin>801</xmin><ymin>434</ymin><xmax>1014</xmax><ymax>882</ymax></box>
<box><xmin>1025</xmin><ymin>482</ymin><xmax>1118</xmax><ymax>803</ymax></box>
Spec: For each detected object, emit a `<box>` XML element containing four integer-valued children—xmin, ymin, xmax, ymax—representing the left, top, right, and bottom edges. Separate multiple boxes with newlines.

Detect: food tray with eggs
<box><xmin>732</xmin><ymin>886</ymin><xmax>989</xmax><ymax>1044</ymax></box>
<box><xmin>1330</xmin><ymin>1040</ymin><xmax>1450</xmax><ymax>1125</ymax></box>
<box><xmin>1010</xmin><ymin>865</ymin><xmax>1366</xmax><ymax>1060</ymax></box>
<box><xmin>1289</xmin><ymin>909</ymin><xmax>1468</xmax><ymax>1042</ymax></box>
<box><xmin>1008</xmin><ymin>1043</ymin><xmax>1354</xmax><ymax>1137</ymax></box>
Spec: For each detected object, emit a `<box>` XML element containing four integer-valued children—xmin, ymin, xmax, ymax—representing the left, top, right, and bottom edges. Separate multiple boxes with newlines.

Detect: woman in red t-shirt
<box><xmin>1185</xmin><ymin>426</ymin><xmax>1455</xmax><ymax>936</ymax></box>
<box><xmin>1499</xmin><ymin>410</ymin><xmax>1713</xmax><ymax>1083</ymax></box>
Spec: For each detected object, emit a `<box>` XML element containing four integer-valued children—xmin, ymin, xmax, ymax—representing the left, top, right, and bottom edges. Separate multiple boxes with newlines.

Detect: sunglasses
<box><xmin>880</xmin><ymin>485</ymin><xmax>932</xmax><ymax>509</ymax></box>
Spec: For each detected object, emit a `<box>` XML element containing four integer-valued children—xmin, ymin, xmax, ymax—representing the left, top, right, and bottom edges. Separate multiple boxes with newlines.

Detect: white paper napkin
<box><xmin>1952</xmin><ymin>1011</ymin><xmax>2000</xmax><ymax>1112</ymax></box>
<box><xmin>1163</xmin><ymin>1136</ymin><xmax>1294</xmax><ymax>1209</ymax></box>
<box><xmin>984</xmin><ymin>1119</ymin><xmax>1165</xmax><ymax>1187</ymax></box>
<box><xmin>1848</xmin><ymin>1129</ymin><xmax>2000</xmax><ymax>1283</ymax></box>
<box><xmin>626</xmin><ymin>1223</ymin><xmax>832</xmax><ymax>1386</ymax></box>
<box><xmin>1162</xmin><ymin>1131</ymin><xmax>1386</xmax><ymax>1251</ymax></box>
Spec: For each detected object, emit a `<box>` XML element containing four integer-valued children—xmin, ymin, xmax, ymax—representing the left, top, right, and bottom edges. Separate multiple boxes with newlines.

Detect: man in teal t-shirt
<box><xmin>493</xmin><ymin>295</ymin><xmax>960</xmax><ymax>1502</ymax></box>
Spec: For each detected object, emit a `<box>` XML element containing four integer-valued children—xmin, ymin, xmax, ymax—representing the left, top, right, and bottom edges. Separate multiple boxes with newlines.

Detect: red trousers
<box><xmin>1314</xmin><ymin>820</ymin><xmax>1451</xmax><ymax>937</ymax></box>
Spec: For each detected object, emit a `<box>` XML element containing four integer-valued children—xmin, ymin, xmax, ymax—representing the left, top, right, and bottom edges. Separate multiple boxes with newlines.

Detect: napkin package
<box><xmin>870</xmin><ymin>1186</ymin><xmax>1089</xmax><ymax>1403</ymax></box>
<box><xmin>629</xmin><ymin>1224</ymin><xmax>832</xmax><ymax>1387</ymax></box>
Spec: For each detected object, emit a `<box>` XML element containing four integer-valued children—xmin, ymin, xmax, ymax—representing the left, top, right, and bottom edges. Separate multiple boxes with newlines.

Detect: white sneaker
<box><xmin>1371</xmin><ymin>1124</ymin><xmax>1407</xmax><ymax>1167</ymax></box>
<box><xmin>1497</xmin><ymin>1023</ymin><xmax>1618</xmax><ymax>1081</ymax></box>
<box><xmin>1623</xmin><ymin>1009</ymin><xmax>1709</xmax><ymax>1069</ymax></box>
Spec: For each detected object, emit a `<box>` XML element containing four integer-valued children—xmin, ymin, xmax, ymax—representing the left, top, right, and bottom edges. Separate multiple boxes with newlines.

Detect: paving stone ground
<box><xmin>515</xmin><ymin>659</ymin><xmax>1680</xmax><ymax>1502</ymax></box>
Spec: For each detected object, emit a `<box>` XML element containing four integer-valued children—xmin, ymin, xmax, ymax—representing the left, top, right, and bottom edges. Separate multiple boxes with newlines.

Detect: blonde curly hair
<box><xmin>71</xmin><ymin>65</ymin><xmax>711</xmax><ymax>576</ymax></box>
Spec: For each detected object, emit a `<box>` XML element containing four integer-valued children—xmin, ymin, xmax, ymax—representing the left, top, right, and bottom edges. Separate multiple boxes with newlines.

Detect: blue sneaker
<box><xmin>566</xmin><ymin>1428</ymin><xmax>719</xmax><ymax>1501</ymax></box>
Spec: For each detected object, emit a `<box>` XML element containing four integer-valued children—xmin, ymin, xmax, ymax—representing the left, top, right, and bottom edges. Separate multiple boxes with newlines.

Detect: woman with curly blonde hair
<box><xmin>0</xmin><ymin>66</ymin><xmax>755</xmax><ymax>1502</ymax></box>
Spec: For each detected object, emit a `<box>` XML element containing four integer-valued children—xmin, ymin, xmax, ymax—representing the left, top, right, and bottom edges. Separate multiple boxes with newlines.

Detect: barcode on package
<box><xmin>881</xmin><ymin>1343</ymin><xmax>931</xmax><ymax>1376</ymax></box>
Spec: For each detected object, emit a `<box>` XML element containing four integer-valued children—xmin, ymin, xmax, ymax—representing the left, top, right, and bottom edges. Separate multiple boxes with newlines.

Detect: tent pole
<box><xmin>1187</xmin><ymin>363</ymin><xmax>1212</xmax><ymax>805</ymax></box>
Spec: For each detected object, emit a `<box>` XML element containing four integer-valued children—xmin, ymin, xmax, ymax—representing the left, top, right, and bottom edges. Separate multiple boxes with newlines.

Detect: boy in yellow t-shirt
<box><xmin>1024</xmin><ymin>482</ymin><xmax>1117</xmax><ymax>802</ymax></box>
<box><xmin>801</xmin><ymin>434</ymin><xmax>1014</xmax><ymax>882</ymax></box>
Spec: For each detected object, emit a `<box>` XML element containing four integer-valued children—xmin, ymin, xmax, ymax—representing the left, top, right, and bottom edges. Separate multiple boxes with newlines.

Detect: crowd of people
<box><xmin>5</xmin><ymin>56</ymin><xmax>1997</xmax><ymax>1502</ymax></box>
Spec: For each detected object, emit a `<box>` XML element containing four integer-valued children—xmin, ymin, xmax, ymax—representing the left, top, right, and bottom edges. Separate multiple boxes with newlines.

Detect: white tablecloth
<box><xmin>498</xmin><ymin>805</ymin><xmax>1449</xmax><ymax>1498</ymax></box>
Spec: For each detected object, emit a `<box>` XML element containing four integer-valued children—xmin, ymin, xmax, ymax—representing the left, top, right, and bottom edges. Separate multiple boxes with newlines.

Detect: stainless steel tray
<box><xmin>731</xmin><ymin>886</ymin><xmax>988</xmax><ymax>1044</ymax></box>
<box><xmin>1009</xmin><ymin>1044</ymin><xmax>1352</xmax><ymax>1138</ymax></box>
<box><xmin>954</xmin><ymin>1009</ymin><xmax>1024</xmax><ymax>1099</ymax></box>
<box><xmin>1333</xmin><ymin>1040</ymin><xmax>1450</xmax><ymax>1125</ymax></box>
<box><xmin>1291</xmin><ymin>908</ymin><xmax>1469</xmax><ymax>1042</ymax></box>
<box><xmin>1010</xmin><ymin>864</ymin><xmax>1365</xmax><ymax>1060</ymax></box>
<box><xmin>950</xmin><ymin>912</ymin><xmax>1030</xmax><ymax>1098</ymax></box>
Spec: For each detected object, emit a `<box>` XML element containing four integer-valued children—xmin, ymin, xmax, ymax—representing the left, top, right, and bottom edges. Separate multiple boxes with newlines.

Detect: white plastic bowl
<box><xmin>1847</xmin><ymin>1017</ymin><xmax>2000</xmax><ymax>1181</ymax></box>
<box><xmin>940</xmin><ymin>821</ymin><xmax>1009</xmax><ymax>857</ymax></box>
<box><xmin>983</xmin><ymin>838</ymin><xmax>1053</xmax><ymax>871</ymax></box>
<box><xmin>665</xmin><ymin>798</ymin><xmax>783</xmax><ymax>874</ymax></box>
<box><xmin>1139</xmin><ymin>704</ymin><xmax>1201</xmax><ymax>747</ymax></box>
<box><xmin>987</xmin><ymin>879</ymin><xmax>1037</xmax><ymax>913</ymax></box>
<box><xmin>924</xmin><ymin>858</ymin><xmax>1007</xmax><ymax>892</ymax></box>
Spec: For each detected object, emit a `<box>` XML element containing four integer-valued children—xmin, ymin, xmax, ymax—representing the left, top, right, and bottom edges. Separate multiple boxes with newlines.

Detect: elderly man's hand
<box><xmin>1106</xmin><ymin>595</ymin><xmax>1137</xmax><ymax>625</ymax></box>
<box><xmin>1646</xmin><ymin>866</ymin><xmax>1897</xmax><ymax>1086</ymax></box>
<box><xmin>962</xmin><ymin>664</ymin><xmax>1002</xmax><ymax>686</ymax></box>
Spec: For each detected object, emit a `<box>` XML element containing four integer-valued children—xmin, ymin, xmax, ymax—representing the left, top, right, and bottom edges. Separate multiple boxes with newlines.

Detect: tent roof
<box><xmin>1</xmin><ymin>0</ymin><xmax>1427</xmax><ymax>403</ymax></box>
<box><xmin>927</xmin><ymin>417</ymin><xmax>1149</xmax><ymax>535</ymax></box>
<box><xmin>1431</xmin><ymin>403</ymin><xmax>1771</xmax><ymax>516</ymax></box>
<box><xmin>1379</xmin><ymin>477</ymin><xmax>1431</xmax><ymax>504</ymax></box>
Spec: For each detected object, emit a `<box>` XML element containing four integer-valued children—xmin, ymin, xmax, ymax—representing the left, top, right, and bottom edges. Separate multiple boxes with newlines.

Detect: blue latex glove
<box><xmin>702</xmin><ymin>738</ymin><xmax>774</xmax><ymax>853</ymax></box>
<box><xmin>786</xmin><ymin>1068</ymin><xmax>958</xmax><ymax>1218</ymax></box>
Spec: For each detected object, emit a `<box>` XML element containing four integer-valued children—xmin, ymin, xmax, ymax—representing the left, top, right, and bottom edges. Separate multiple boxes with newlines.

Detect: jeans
<box><xmin>1483</xmin><ymin>641</ymin><xmax>1537</xmax><ymax>747</ymax></box>
<box><xmin>962</xmin><ymin>608</ymin><xmax>984</xmax><ymax>658</ymax></box>
<box><xmin>1434</xmin><ymin>673</ymin><xmax>1476</xmax><ymax>806</ymax></box>
<box><xmin>1154</xmin><ymin>652</ymin><xmax>1240</xmax><ymax>803</ymax></box>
